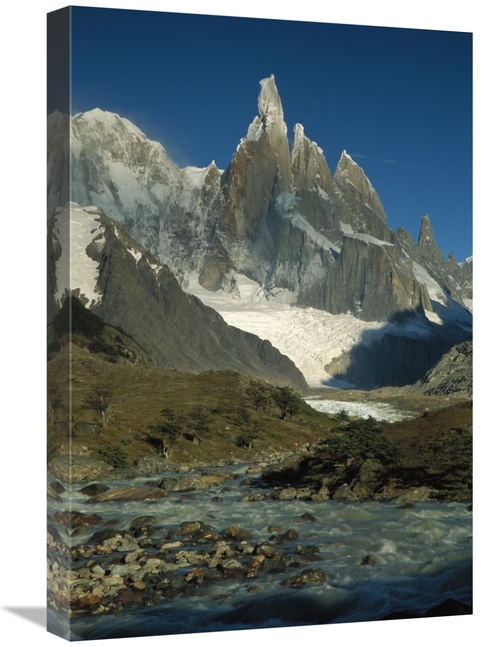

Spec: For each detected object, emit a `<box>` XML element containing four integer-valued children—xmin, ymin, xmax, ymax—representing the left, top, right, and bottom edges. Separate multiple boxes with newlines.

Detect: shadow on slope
<box><xmin>324</xmin><ymin>308</ymin><xmax>472</xmax><ymax>390</ymax></box>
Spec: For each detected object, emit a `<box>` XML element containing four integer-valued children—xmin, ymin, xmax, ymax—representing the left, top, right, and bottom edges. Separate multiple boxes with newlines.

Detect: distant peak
<box><xmin>258</xmin><ymin>75</ymin><xmax>285</xmax><ymax>127</ymax></box>
<box><xmin>418</xmin><ymin>214</ymin><xmax>437</xmax><ymax>250</ymax></box>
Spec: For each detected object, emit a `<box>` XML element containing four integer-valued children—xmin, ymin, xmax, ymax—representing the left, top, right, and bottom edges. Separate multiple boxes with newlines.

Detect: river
<box><xmin>47</xmin><ymin>457</ymin><xmax>472</xmax><ymax>640</ymax></box>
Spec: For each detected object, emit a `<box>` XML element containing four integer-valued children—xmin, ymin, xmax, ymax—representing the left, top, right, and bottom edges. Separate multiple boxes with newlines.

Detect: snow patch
<box><xmin>305</xmin><ymin>399</ymin><xmax>414</xmax><ymax>422</ymax></box>
<box><xmin>276</xmin><ymin>193</ymin><xmax>341</xmax><ymax>255</ymax></box>
<box><xmin>185</xmin><ymin>274</ymin><xmax>384</xmax><ymax>387</ymax></box>
<box><xmin>53</xmin><ymin>205</ymin><xmax>105</xmax><ymax>307</ymax></box>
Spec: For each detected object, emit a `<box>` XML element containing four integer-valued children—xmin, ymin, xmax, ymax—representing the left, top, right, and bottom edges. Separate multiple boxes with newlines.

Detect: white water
<box><xmin>305</xmin><ymin>398</ymin><xmax>415</xmax><ymax>422</ymax></box>
<box><xmin>47</xmin><ymin>463</ymin><xmax>472</xmax><ymax>640</ymax></box>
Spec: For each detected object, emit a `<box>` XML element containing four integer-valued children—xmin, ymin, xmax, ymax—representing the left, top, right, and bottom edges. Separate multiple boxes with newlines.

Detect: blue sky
<box><xmin>67</xmin><ymin>7</ymin><xmax>472</xmax><ymax>261</ymax></box>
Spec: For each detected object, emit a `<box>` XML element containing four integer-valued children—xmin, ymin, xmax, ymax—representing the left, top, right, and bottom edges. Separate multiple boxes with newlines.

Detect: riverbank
<box><xmin>47</xmin><ymin>456</ymin><xmax>472</xmax><ymax>640</ymax></box>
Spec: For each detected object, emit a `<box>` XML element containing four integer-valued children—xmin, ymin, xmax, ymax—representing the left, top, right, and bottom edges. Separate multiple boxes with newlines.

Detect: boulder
<box><xmin>79</xmin><ymin>483</ymin><xmax>110</xmax><ymax>497</ymax></box>
<box><xmin>48</xmin><ymin>455</ymin><xmax>114</xmax><ymax>483</ymax></box>
<box><xmin>135</xmin><ymin>455</ymin><xmax>170</xmax><ymax>474</ymax></box>
<box><xmin>87</xmin><ymin>486</ymin><xmax>168</xmax><ymax>503</ymax></box>
<box><xmin>223</xmin><ymin>526</ymin><xmax>252</xmax><ymax>541</ymax></box>
<box><xmin>331</xmin><ymin>484</ymin><xmax>359</xmax><ymax>501</ymax></box>
<box><xmin>74</xmin><ymin>422</ymin><xmax>95</xmax><ymax>435</ymax></box>
<box><xmin>391</xmin><ymin>486</ymin><xmax>436</xmax><ymax>504</ymax></box>
<box><xmin>282</xmin><ymin>568</ymin><xmax>327</xmax><ymax>587</ymax></box>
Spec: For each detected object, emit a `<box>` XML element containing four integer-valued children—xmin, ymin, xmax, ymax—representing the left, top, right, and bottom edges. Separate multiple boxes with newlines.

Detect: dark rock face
<box><xmin>326</xmin><ymin>321</ymin><xmax>470</xmax><ymax>389</ymax></box>
<box><xmin>49</xmin><ymin>75</ymin><xmax>472</xmax><ymax>389</ymax></box>
<box><xmin>47</xmin><ymin>208</ymin><xmax>308</xmax><ymax>392</ymax></box>
<box><xmin>410</xmin><ymin>341</ymin><xmax>472</xmax><ymax>397</ymax></box>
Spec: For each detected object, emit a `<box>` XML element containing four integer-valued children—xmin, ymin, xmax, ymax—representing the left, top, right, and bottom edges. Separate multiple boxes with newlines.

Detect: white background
<box><xmin>0</xmin><ymin>1</ymin><xmax>496</xmax><ymax>645</ymax></box>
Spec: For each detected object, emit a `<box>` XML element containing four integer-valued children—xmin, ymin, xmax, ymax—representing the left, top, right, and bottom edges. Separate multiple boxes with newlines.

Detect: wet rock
<box><xmin>242</xmin><ymin>492</ymin><xmax>263</xmax><ymax>501</ymax></box>
<box><xmin>50</xmin><ymin>480</ymin><xmax>66</xmax><ymax>494</ymax></box>
<box><xmin>255</xmin><ymin>544</ymin><xmax>281</xmax><ymax>559</ymax></box>
<box><xmin>130</xmin><ymin>516</ymin><xmax>157</xmax><ymax>530</ymax></box>
<box><xmin>277</xmin><ymin>529</ymin><xmax>299</xmax><ymax>542</ymax></box>
<box><xmin>157</xmin><ymin>474</ymin><xmax>229</xmax><ymax>492</ymax></box>
<box><xmin>311</xmin><ymin>485</ymin><xmax>330</xmax><ymax>501</ymax></box>
<box><xmin>221</xmin><ymin>558</ymin><xmax>244</xmax><ymax>571</ymax></box>
<box><xmin>268</xmin><ymin>525</ymin><xmax>285</xmax><ymax>534</ymax></box>
<box><xmin>54</xmin><ymin>511</ymin><xmax>103</xmax><ymax>530</ymax></box>
<box><xmin>398</xmin><ymin>502</ymin><xmax>415</xmax><ymax>509</ymax></box>
<box><xmin>116</xmin><ymin>589</ymin><xmax>143</xmax><ymax>604</ymax></box>
<box><xmin>245</xmin><ymin>569</ymin><xmax>260</xmax><ymax>579</ymax></box>
<box><xmin>47</xmin><ymin>524</ymin><xmax>62</xmax><ymax>544</ymax></box>
<box><xmin>79</xmin><ymin>483</ymin><xmax>110</xmax><ymax>497</ymax></box>
<box><xmin>331</xmin><ymin>484</ymin><xmax>358</xmax><ymax>501</ymax></box>
<box><xmin>109</xmin><ymin>564</ymin><xmax>141</xmax><ymax>577</ymax></box>
<box><xmin>391</xmin><ymin>487</ymin><xmax>436</xmax><ymax>504</ymax></box>
<box><xmin>295</xmin><ymin>545</ymin><xmax>321</xmax><ymax>561</ymax></box>
<box><xmin>223</xmin><ymin>526</ymin><xmax>252</xmax><ymax>541</ymax></box>
<box><xmin>282</xmin><ymin>568</ymin><xmax>327</xmax><ymax>587</ymax></box>
<box><xmin>89</xmin><ymin>529</ymin><xmax>122</xmax><ymax>544</ymax></box>
<box><xmin>248</xmin><ymin>555</ymin><xmax>266</xmax><ymax>569</ymax></box>
<box><xmin>248</xmin><ymin>585</ymin><xmax>264</xmax><ymax>594</ymax></box>
<box><xmin>298</xmin><ymin>512</ymin><xmax>316</xmax><ymax>523</ymax></box>
<box><xmin>47</xmin><ymin>484</ymin><xmax>62</xmax><ymax>502</ymax></box>
<box><xmin>278</xmin><ymin>487</ymin><xmax>298</xmax><ymax>500</ymax></box>
<box><xmin>185</xmin><ymin>567</ymin><xmax>205</xmax><ymax>583</ymax></box>
<box><xmin>179</xmin><ymin>521</ymin><xmax>212</xmax><ymax>536</ymax></box>
<box><xmin>87</xmin><ymin>486</ymin><xmax>168</xmax><ymax>503</ymax></box>
<box><xmin>361</xmin><ymin>555</ymin><xmax>378</xmax><ymax>566</ymax></box>
<box><xmin>246</xmin><ymin>465</ymin><xmax>264</xmax><ymax>474</ymax></box>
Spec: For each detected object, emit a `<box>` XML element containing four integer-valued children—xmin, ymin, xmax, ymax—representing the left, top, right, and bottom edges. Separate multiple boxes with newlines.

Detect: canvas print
<box><xmin>46</xmin><ymin>6</ymin><xmax>472</xmax><ymax>641</ymax></box>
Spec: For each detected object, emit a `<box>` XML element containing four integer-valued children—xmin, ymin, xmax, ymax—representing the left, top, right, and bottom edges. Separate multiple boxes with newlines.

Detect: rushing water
<box><xmin>304</xmin><ymin>398</ymin><xmax>415</xmax><ymax>422</ymax></box>
<box><xmin>47</xmin><ymin>461</ymin><xmax>472</xmax><ymax>641</ymax></box>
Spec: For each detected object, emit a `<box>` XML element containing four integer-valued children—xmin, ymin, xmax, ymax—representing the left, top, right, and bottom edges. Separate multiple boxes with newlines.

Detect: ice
<box><xmin>186</xmin><ymin>274</ymin><xmax>385</xmax><ymax>387</ymax></box>
<box><xmin>53</xmin><ymin>205</ymin><xmax>105</xmax><ymax>307</ymax></box>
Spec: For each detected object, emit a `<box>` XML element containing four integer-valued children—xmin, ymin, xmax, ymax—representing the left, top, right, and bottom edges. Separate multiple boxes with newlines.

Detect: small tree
<box><xmin>273</xmin><ymin>387</ymin><xmax>301</xmax><ymax>421</ymax></box>
<box><xmin>150</xmin><ymin>407</ymin><xmax>183</xmax><ymax>459</ymax></box>
<box><xmin>319</xmin><ymin>420</ymin><xmax>400</xmax><ymax>470</ymax></box>
<box><xmin>84</xmin><ymin>385</ymin><xmax>115</xmax><ymax>428</ymax></box>
<box><xmin>187</xmin><ymin>405</ymin><xmax>211</xmax><ymax>443</ymax></box>
<box><xmin>48</xmin><ymin>384</ymin><xmax>64</xmax><ymax>426</ymax></box>
<box><xmin>236</xmin><ymin>423</ymin><xmax>264</xmax><ymax>450</ymax></box>
<box><xmin>247</xmin><ymin>381</ymin><xmax>274</xmax><ymax>413</ymax></box>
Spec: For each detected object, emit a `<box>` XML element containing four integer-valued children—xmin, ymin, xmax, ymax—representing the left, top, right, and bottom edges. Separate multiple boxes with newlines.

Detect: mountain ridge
<box><xmin>47</xmin><ymin>74</ymin><xmax>472</xmax><ymax>388</ymax></box>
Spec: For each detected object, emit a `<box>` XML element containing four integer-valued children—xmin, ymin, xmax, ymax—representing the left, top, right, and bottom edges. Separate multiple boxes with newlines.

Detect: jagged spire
<box><xmin>418</xmin><ymin>214</ymin><xmax>437</xmax><ymax>250</ymax></box>
<box><xmin>257</xmin><ymin>75</ymin><xmax>287</xmax><ymax>135</ymax></box>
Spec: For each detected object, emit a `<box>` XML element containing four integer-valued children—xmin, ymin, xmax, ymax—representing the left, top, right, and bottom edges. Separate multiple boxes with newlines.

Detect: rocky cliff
<box><xmin>47</xmin><ymin>75</ymin><xmax>472</xmax><ymax>388</ymax></box>
<box><xmin>47</xmin><ymin>204</ymin><xmax>308</xmax><ymax>391</ymax></box>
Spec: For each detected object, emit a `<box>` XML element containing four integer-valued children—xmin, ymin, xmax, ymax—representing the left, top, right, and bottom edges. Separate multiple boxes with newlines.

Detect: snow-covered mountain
<box><xmin>47</xmin><ymin>203</ymin><xmax>308</xmax><ymax>391</ymax></box>
<box><xmin>47</xmin><ymin>75</ymin><xmax>472</xmax><ymax>388</ymax></box>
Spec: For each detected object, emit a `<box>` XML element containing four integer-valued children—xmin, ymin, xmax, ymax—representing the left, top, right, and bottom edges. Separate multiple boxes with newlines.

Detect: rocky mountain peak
<box><xmin>334</xmin><ymin>152</ymin><xmax>385</xmax><ymax>220</ymax></box>
<box><xmin>418</xmin><ymin>214</ymin><xmax>436</xmax><ymax>249</ymax></box>
<box><xmin>332</xmin><ymin>150</ymin><xmax>388</xmax><ymax>235</ymax></box>
<box><xmin>417</xmin><ymin>214</ymin><xmax>444</xmax><ymax>270</ymax></box>
<box><xmin>257</xmin><ymin>74</ymin><xmax>286</xmax><ymax>133</ymax></box>
<box><xmin>291</xmin><ymin>123</ymin><xmax>333</xmax><ymax>194</ymax></box>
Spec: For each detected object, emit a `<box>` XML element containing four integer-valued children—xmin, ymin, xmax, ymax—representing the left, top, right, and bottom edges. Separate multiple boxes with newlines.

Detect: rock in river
<box><xmin>87</xmin><ymin>486</ymin><xmax>168</xmax><ymax>503</ymax></box>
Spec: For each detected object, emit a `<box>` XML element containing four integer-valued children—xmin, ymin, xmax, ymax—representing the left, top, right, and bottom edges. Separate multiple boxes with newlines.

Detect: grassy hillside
<box><xmin>47</xmin><ymin>341</ymin><xmax>332</xmax><ymax>467</ymax></box>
